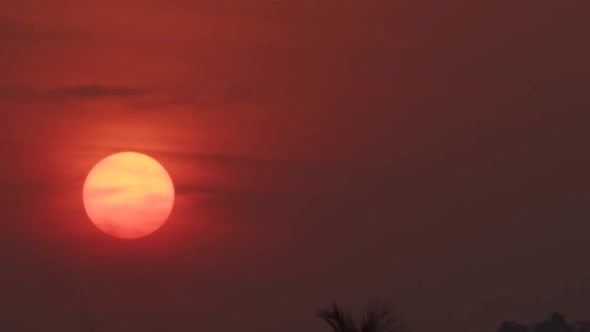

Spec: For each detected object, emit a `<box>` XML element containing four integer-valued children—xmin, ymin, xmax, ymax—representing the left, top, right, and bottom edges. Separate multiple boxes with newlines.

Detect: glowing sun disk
<box><xmin>83</xmin><ymin>152</ymin><xmax>175</xmax><ymax>239</ymax></box>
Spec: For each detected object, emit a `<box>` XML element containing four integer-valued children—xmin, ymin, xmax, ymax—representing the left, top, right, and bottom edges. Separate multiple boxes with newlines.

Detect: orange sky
<box><xmin>0</xmin><ymin>1</ymin><xmax>589</xmax><ymax>332</ymax></box>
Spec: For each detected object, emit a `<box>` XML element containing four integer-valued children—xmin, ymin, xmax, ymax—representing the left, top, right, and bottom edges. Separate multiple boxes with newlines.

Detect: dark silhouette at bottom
<box><xmin>498</xmin><ymin>313</ymin><xmax>590</xmax><ymax>332</ymax></box>
<box><xmin>314</xmin><ymin>302</ymin><xmax>590</xmax><ymax>332</ymax></box>
<box><xmin>316</xmin><ymin>300</ymin><xmax>411</xmax><ymax>332</ymax></box>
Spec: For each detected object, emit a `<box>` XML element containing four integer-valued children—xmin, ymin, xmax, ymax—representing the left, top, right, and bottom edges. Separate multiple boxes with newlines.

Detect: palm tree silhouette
<box><xmin>317</xmin><ymin>301</ymin><xmax>411</xmax><ymax>332</ymax></box>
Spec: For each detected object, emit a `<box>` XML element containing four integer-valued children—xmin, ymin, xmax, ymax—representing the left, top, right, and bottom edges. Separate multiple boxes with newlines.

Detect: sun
<box><xmin>82</xmin><ymin>152</ymin><xmax>175</xmax><ymax>239</ymax></box>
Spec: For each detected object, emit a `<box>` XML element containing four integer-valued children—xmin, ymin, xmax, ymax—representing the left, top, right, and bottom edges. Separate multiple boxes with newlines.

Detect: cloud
<box><xmin>47</xmin><ymin>85</ymin><xmax>150</xmax><ymax>100</ymax></box>
<box><xmin>76</xmin><ymin>143</ymin><xmax>353</xmax><ymax>201</ymax></box>
<box><xmin>0</xmin><ymin>19</ymin><xmax>84</xmax><ymax>43</ymax></box>
<box><xmin>83</xmin><ymin>187</ymin><xmax>124</xmax><ymax>200</ymax></box>
<box><xmin>0</xmin><ymin>82</ymin><xmax>253</xmax><ymax>111</ymax></box>
<box><xmin>133</xmin><ymin>83</ymin><xmax>255</xmax><ymax>110</ymax></box>
<box><xmin>0</xmin><ymin>84</ymin><xmax>151</xmax><ymax>103</ymax></box>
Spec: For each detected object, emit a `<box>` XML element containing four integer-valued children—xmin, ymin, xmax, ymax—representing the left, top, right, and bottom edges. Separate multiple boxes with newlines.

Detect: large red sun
<box><xmin>83</xmin><ymin>152</ymin><xmax>175</xmax><ymax>239</ymax></box>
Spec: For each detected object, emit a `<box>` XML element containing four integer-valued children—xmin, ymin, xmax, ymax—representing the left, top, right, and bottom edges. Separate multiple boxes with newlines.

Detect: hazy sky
<box><xmin>0</xmin><ymin>1</ymin><xmax>589</xmax><ymax>331</ymax></box>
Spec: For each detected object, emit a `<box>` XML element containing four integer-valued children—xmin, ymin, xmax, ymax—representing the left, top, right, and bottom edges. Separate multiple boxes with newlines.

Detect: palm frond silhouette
<box><xmin>317</xmin><ymin>301</ymin><xmax>410</xmax><ymax>332</ymax></box>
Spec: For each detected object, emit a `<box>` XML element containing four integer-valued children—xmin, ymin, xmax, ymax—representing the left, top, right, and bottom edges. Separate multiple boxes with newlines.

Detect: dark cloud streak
<box><xmin>0</xmin><ymin>19</ymin><xmax>85</xmax><ymax>43</ymax></box>
<box><xmin>0</xmin><ymin>84</ymin><xmax>151</xmax><ymax>103</ymax></box>
<box><xmin>47</xmin><ymin>85</ymin><xmax>150</xmax><ymax>100</ymax></box>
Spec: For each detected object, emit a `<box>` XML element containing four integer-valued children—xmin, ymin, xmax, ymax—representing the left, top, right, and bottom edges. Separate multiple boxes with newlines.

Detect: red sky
<box><xmin>0</xmin><ymin>1</ymin><xmax>589</xmax><ymax>331</ymax></box>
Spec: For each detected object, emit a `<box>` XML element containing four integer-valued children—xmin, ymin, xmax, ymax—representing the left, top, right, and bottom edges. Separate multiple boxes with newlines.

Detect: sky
<box><xmin>0</xmin><ymin>1</ymin><xmax>589</xmax><ymax>331</ymax></box>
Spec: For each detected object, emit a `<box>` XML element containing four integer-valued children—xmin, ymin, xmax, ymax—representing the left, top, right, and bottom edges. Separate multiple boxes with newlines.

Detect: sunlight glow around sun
<box><xmin>83</xmin><ymin>152</ymin><xmax>175</xmax><ymax>239</ymax></box>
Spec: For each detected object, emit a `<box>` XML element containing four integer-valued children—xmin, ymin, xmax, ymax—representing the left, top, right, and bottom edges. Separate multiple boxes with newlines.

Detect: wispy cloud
<box><xmin>76</xmin><ymin>143</ymin><xmax>353</xmax><ymax>199</ymax></box>
<box><xmin>47</xmin><ymin>85</ymin><xmax>150</xmax><ymax>100</ymax></box>
<box><xmin>0</xmin><ymin>84</ymin><xmax>151</xmax><ymax>103</ymax></box>
<box><xmin>132</xmin><ymin>83</ymin><xmax>255</xmax><ymax>110</ymax></box>
<box><xmin>0</xmin><ymin>82</ymin><xmax>255</xmax><ymax>111</ymax></box>
<box><xmin>0</xmin><ymin>19</ymin><xmax>85</xmax><ymax>43</ymax></box>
